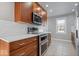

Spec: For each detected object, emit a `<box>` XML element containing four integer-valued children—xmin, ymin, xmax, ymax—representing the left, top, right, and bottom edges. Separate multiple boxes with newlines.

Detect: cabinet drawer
<box><xmin>10</xmin><ymin>37</ymin><xmax>37</xmax><ymax>52</ymax></box>
<box><xmin>10</xmin><ymin>42</ymin><xmax>38</xmax><ymax>56</ymax></box>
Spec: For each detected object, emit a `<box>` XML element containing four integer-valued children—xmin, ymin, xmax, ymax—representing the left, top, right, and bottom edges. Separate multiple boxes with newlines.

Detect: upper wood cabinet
<box><xmin>15</xmin><ymin>2</ymin><xmax>32</xmax><ymax>23</ymax></box>
<box><xmin>32</xmin><ymin>2</ymin><xmax>47</xmax><ymax>24</ymax></box>
<box><xmin>15</xmin><ymin>2</ymin><xmax>47</xmax><ymax>25</ymax></box>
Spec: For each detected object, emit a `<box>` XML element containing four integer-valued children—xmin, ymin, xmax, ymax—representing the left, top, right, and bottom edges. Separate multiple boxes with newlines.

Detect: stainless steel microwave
<box><xmin>32</xmin><ymin>12</ymin><xmax>42</xmax><ymax>25</ymax></box>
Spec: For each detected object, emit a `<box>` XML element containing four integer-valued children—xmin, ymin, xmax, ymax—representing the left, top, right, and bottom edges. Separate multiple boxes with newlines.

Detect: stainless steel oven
<box><xmin>39</xmin><ymin>34</ymin><xmax>48</xmax><ymax>56</ymax></box>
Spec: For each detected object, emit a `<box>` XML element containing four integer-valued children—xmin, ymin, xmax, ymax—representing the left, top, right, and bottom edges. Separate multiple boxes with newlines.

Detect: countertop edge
<box><xmin>0</xmin><ymin>32</ymin><xmax>51</xmax><ymax>43</ymax></box>
<box><xmin>0</xmin><ymin>38</ymin><xmax>9</xmax><ymax>43</ymax></box>
<box><xmin>0</xmin><ymin>35</ymin><xmax>38</xmax><ymax>43</ymax></box>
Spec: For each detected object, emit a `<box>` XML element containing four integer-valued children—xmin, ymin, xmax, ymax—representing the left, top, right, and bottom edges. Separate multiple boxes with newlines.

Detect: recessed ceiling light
<box><xmin>72</xmin><ymin>8</ymin><xmax>75</xmax><ymax>12</ymax></box>
<box><xmin>49</xmin><ymin>9</ymin><xmax>53</xmax><ymax>12</ymax></box>
<box><xmin>45</xmin><ymin>4</ymin><xmax>48</xmax><ymax>8</ymax></box>
<box><xmin>74</xmin><ymin>3</ymin><xmax>78</xmax><ymax>6</ymax></box>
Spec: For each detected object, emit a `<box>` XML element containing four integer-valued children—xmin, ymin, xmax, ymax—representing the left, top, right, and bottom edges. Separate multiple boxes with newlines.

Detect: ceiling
<box><xmin>39</xmin><ymin>2</ymin><xmax>79</xmax><ymax>17</ymax></box>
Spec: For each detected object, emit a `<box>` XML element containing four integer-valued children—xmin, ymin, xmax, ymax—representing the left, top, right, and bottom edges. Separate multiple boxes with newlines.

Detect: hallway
<box><xmin>44</xmin><ymin>38</ymin><xmax>76</xmax><ymax>56</ymax></box>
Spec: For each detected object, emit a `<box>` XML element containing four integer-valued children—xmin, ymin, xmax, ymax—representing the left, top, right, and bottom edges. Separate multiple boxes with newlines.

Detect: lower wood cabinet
<box><xmin>10</xmin><ymin>36</ymin><xmax>38</xmax><ymax>56</ymax></box>
<box><xmin>0</xmin><ymin>33</ymin><xmax>51</xmax><ymax>56</ymax></box>
<box><xmin>0</xmin><ymin>36</ymin><xmax>38</xmax><ymax>56</ymax></box>
<box><xmin>0</xmin><ymin>39</ymin><xmax>9</xmax><ymax>56</ymax></box>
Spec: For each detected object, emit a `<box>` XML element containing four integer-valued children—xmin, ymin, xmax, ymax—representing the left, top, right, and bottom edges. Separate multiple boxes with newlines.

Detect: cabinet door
<box><xmin>10</xmin><ymin>36</ymin><xmax>38</xmax><ymax>56</ymax></box>
<box><xmin>15</xmin><ymin>2</ymin><xmax>22</xmax><ymax>22</ymax></box>
<box><xmin>10</xmin><ymin>43</ymin><xmax>36</xmax><ymax>56</ymax></box>
<box><xmin>21</xmin><ymin>2</ymin><xmax>32</xmax><ymax>23</ymax></box>
<box><xmin>10</xmin><ymin>37</ymin><xmax>37</xmax><ymax>52</ymax></box>
<box><xmin>15</xmin><ymin>2</ymin><xmax>32</xmax><ymax>23</ymax></box>
<box><xmin>0</xmin><ymin>39</ymin><xmax>9</xmax><ymax>56</ymax></box>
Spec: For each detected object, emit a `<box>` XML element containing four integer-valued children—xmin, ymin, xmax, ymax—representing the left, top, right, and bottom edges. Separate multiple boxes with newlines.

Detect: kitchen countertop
<box><xmin>0</xmin><ymin>34</ymin><xmax>37</xmax><ymax>42</ymax></box>
<box><xmin>0</xmin><ymin>20</ymin><xmax>51</xmax><ymax>43</ymax></box>
<box><xmin>0</xmin><ymin>32</ymin><xmax>50</xmax><ymax>43</ymax></box>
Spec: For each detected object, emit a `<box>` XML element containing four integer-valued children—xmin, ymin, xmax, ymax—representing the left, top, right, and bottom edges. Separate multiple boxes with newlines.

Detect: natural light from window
<box><xmin>56</xmin><ymin>19</ymin><xmax>66</xmax><ymax>33</ymax></box>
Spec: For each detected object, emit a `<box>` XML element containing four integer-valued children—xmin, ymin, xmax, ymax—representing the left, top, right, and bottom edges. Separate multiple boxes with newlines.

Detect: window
<box><xmin>56</xmin><ymin>19</ymin><xmax>66</xmax><ymax>33</ymax></box>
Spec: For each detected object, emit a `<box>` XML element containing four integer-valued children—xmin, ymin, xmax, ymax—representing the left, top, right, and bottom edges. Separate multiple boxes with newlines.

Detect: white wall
<box><xmin>48</xmin><ymin>13</ymin><xmax>76</xmax><ymax>41</ymax></box>
<box><xmin>0</xmin><ymin>2</ymin><xmax>14</xmax><ymax>21</ymax></box>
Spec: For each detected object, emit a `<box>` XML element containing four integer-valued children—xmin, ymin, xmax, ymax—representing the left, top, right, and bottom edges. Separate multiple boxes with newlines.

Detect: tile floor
<box><xmin>44</xmin><ymin>38</ymin><xmax>76</xmax><ymax>56</ymax></box>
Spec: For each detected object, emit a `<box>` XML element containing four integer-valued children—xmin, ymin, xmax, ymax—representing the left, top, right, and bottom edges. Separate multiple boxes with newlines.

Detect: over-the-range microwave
<box><xmin>32</xmin><ymin>12</ymin><xmax>42</xmax><ymax>25</ymax></box>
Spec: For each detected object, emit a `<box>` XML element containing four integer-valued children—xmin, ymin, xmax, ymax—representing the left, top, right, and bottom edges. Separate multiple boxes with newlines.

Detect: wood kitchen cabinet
<box><xmin>15</xmin><ymin>2</ymin><xmax>32</xmax><ymax>23</ymax></box>
<box><xmin>10</xmin><ymin>36</ymin><xmax>38</xmax><ymax>56</ymax></box>
<box><xmin>0</xmin><ymin>36</ymin><xmax>38</xmax><ymax>56</ymax></box>
<box><xmin>0</xmin><ymin>33</ymin><xmax>51</xmax><ymax>56</ymax></box>
<box><xmin>0</xmin><ymin>39</ymin><xmax>9</xmax><ymax>56</ymax></box>
<box><xmin>32</xmin><ymin>2</ymin><xmax>47</xmax><ymax>24</ymax></box>
<box><xmin>15</xmin><ymin>2</ymin><xmax>47</xmax><ymax>25</ymax></box>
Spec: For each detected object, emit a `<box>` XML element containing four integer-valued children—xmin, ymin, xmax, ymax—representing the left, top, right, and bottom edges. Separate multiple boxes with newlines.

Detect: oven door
<box><xmin>40</xmin><ymin>41</ymin><xmax>48</xmax><ymax>55</ymax></box>
<box><xmin>39</xmin><ymin>34</ymin><xmax>48</xmax><ymax>56</ymax></box>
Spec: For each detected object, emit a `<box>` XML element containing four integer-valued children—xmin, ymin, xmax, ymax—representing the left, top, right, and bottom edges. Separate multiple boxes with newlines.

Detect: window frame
<box><xmin>56</xmin><ymin>18</ymin><xmax>66</xmax><ymax>34</ymax></box>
